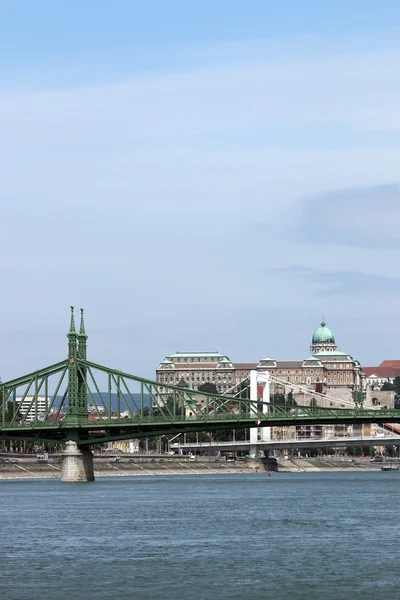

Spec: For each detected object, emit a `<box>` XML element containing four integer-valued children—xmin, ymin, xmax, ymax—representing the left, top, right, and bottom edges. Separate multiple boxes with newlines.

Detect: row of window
<box><xmin>172</xmin><ymin>357</ymin><xmax>223</xmax><ymax>363</ymax></box>
<box><xmin>158</xmin><ymin>375</ymin><xmax>232</xmax><ymax>384</ymax></box>
<box><xmin>327</xmin><ymin>374</ymin><xmax>351</xmax><ymax>383</ymax></box>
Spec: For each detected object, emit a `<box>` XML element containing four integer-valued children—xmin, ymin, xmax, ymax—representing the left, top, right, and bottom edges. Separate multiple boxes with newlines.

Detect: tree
<box><xmin>393</xmin><ymin>377</ymin><xmax>400</xmax><ymax>397</ymax></box>
<box><xmin>5</xmin><ymin>401</ymin><xmax>21</xmax><ymax>423</ymax></box>
<box><xmin>198</xmin><ymin>382</ymin><xmax>218</xmax><ymax>395</ymax></box>
<box><xmin>234</xmin><ymin>378</ymin><xmax>250</xmax><ymax>400</ymax></box>
<box><xmin>352</xmin><ymin>389</ymin><xmax>366</xmax><ymax>409</ymax></box>
<box><xmin>270</xmin><ymin>393</ymin><xmax>285</xmax><ymax>405</ymax></box>
<box><xmin>381</xmin><ymin>381</ymin><xmax>395</xmax><ymax>391</ymax></box>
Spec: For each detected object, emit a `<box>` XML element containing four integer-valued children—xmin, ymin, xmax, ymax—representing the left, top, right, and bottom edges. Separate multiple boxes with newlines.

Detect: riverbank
<box><xmin>0</xmin><ymin>456</ymin><xmax>385</xmax><ymax>480</ymax></box>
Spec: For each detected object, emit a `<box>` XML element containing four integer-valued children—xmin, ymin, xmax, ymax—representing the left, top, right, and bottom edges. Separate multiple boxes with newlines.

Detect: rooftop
<box><xmin>167</xmin><ymin>351</ymin><xmax>226</xmax><ymax>358</ymax></box>
<box><xmin>363</xmin><ymin>361</ymin><xmax>400</xmax><ymax>378</ymax></box>
<box><xmin>312</xmin><ymin>321</ymin><xmax>335</xmax><ymax>345</ymax></box>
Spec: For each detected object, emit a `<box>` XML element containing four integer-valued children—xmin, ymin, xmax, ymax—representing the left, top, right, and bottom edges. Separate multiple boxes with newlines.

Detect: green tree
<box><xmin>234</xmin><ymin>378</ymin><xmax>250</xmax><ymax>400</ymax></box>
<box><xmin>198</xmin><ymin>382</ymin><xmax>218</xmax><ymax>395</ymax></box>
<box><xmin>352</xmin><ymin>389</ymin><xmax>366</xmax><ymax>408</ymax></box>
<box><xmin>393</xmin><ymin>377</ymin><xmax>400</xmax><ymax>396</ymax></box>
<box><xmin>270</xmin><ymin>393</ymin><xmax>285</xmax><ymax>404</ymax></box>
<box><xmin>381</xmin><ymin>381</ymin><xmax>395</xmax><ymax>391</ymax></box>
<box><xmin>5</xmin><ymin>401</ymin><xmax>21</xmax><ymax>423</ymax></box>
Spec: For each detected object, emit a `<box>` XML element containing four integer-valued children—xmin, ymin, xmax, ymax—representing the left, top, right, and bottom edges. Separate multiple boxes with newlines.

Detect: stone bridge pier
<box><xmin>60</xmin><ymin>440</ymin><xmax>95</xmax><ymax>482</ymax></box>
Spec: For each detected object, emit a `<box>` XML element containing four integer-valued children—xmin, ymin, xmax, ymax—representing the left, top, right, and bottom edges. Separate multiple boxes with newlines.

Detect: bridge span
<box><xmin>2</xmin><ymin>309</ymin><xmax>400</xmax><ymax>482</ymax></box>
<box><xmin>171</xmin><ymin>435</ymin><xmax>400</xmax><ymax>454</ymax></box>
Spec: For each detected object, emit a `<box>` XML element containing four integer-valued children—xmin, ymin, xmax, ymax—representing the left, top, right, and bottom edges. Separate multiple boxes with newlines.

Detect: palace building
<box><xmin>155</xmin><ymin>321</ymin><xmax>365</xmax><ymax>402</ymax></box>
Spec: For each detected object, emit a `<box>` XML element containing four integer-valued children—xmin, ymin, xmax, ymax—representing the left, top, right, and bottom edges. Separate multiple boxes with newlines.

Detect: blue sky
<box><xmin>1</xmin><ymin>1</ymin><xmax>400</xmax><ymax>381</ymax></box>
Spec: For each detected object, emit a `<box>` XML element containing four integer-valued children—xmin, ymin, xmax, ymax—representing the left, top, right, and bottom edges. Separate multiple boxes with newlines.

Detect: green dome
<box><xmin>312</xmin><ymin>321</ymin><xmax>335</xmax><ymax>344</ymax></box>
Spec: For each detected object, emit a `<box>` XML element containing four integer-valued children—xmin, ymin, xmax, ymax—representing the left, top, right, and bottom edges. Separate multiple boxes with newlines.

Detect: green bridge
<box><xmin>1</xmin><ymin>308</ymin><xmax>400</xmax><ymax>481</ymax></box>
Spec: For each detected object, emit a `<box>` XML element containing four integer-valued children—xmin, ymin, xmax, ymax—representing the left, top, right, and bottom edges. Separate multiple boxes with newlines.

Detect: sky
<box><xmin>1</xmin><ymin>0</ymin><xmax>400</xmax><ymax>381</ymax></box>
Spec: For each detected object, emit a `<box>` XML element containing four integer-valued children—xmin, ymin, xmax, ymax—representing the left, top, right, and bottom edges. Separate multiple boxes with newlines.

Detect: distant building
<box><xmin>156</xmin><ymin>351</ymin><xmax>236</xmax><ymax>394</ymax></box>
<box><xmin>156</xmin><ymin>321</ymin><xmax>365</xmax><ymax>401</ymax></box>
<box><xmin>17</xmin><ymin>396</ymin><xmax>50</xmax><ymax>422</ymax></box>
<box><xmin>363</xmin><ymin>361</ymin><xmax>400</xmax><ymax>390</ymax></box>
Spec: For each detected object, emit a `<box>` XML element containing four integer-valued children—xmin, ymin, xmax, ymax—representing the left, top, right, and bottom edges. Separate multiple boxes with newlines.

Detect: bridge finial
<box><xmin>79</xmin><ymin>308</ymin><xmax>87</xmax><ymax>337</ymax></box>
<box><xmin>69</xmin><ymin>306</ymin><xmax>76</xmax><ymax>334</ymax></box>
<box><xmin>77</xmin><ymin>308</ymin><xmax>87</xmax><ymax>360</ymax></box>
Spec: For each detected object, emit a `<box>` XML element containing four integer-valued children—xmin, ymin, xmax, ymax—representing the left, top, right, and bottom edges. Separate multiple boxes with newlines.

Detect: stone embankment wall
<box><xmin>290</xmin><ymin>388</ymin><xmax>394</xmax><ymax>408</ymax></box>
<box><xmin>0</xmin><ymin>456</ymin><xmax>255</xmax><ymax>479</ymax></box>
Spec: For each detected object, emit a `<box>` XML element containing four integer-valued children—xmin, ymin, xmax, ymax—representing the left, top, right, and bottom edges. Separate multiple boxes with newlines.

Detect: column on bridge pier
<box><xmin>60</xmin><ymin>440</ymin><xmax>95</xmax><ymax>483</ymax></box>
<box><xmin>249</xmin><ymin>370</ymin><xmax>271</xmax><ymax>455</ymax></box>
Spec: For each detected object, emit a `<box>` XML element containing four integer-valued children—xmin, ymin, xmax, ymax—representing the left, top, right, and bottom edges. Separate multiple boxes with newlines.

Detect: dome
<box><xmin>312</xmin><ymin>321</ymin><xmax>335</xmax><ymax>344</ymax></box>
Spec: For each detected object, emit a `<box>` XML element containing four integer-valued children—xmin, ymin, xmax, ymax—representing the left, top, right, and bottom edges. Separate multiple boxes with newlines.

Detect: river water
<box><xmin>0</xmin><ymin>472</ymin><xmax>399</xmax><ymax>600</ymax></box>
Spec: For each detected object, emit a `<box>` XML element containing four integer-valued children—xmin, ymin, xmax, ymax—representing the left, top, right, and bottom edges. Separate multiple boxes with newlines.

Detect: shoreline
<box><xmin>0</xmin><ymin>458</ymin><xmax>384</xmax><ymax>481</ymax></box>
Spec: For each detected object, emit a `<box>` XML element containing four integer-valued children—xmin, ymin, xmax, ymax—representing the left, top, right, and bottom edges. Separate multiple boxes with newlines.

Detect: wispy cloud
<box><xmin>298</xmin><ymin>185</ymin><xmax>400</xmax><ymax>249</ymax></box>
<box><xmin>269</xmin><ymin>265</ymin><xmax>400</xmax><ymax>297</ymax></box>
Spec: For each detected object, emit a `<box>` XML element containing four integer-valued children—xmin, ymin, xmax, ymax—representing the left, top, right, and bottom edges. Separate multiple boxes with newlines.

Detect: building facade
<box><xmin>156</xmin><ymin>321</ymin><xmax>365</xmax><ymax>401</ymax></box>
<box><xmin>156</xmin><ymin>351</ymin><xmax>236</xmax><ymax>394</ymax></box>
<box><xmin>363</xmin><ymin>360</ymin><xmax>400</xmax><ymax>390</ymax></box>
<box><xmin>17</xmin><ymin>396</ymin><xmax>50</xmax><ymax>422</ymax></box>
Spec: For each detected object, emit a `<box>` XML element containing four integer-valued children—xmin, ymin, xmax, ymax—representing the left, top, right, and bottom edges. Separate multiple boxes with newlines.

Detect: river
<box><xmin>0</xmin><ymin>472</ymin><xmax>399</xmax><ymax>599</ymax></box>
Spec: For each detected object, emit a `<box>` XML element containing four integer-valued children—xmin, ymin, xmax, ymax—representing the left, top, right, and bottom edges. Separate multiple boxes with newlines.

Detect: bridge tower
<box><xmin>61</xmin><ymin>307</ymin><xmax>94</xmax><ymax>483</ymax></box>
<box><xmin>249</xmin><ymin>370</ymin><xmax>271</xmax><ymax>454</ymax></box>
<box><xmin>66</xmin><ymin>307</ymin><xmax>88</xmax><ymax>425</ymax></box>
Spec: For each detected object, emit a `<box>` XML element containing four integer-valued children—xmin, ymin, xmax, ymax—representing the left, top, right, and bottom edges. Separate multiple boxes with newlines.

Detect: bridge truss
<box><xmin>1</xmin><ymin>308</ymin><xmax>400</xmax><ymax>447</ymax></box>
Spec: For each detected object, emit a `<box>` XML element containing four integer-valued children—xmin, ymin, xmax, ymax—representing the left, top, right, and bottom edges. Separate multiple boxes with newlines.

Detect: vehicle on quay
<box><xmin>36</xmin><ymin>453</ymin><xmax>48</xmax><ymax>463</ymax></box>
